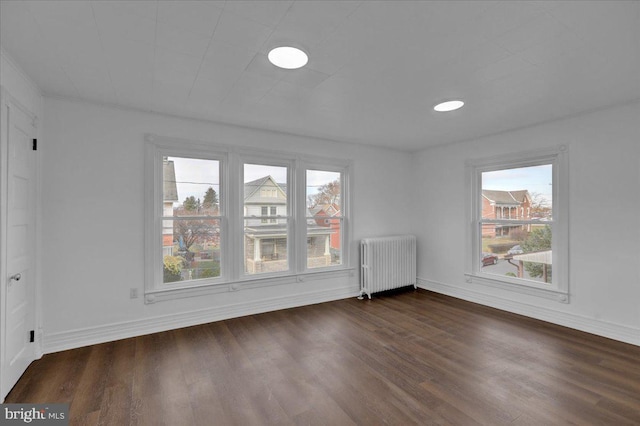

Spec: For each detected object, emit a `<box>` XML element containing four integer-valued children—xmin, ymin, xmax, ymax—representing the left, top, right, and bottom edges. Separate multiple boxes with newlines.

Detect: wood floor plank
<box><xmin>69</xmin><ymin>343</ymin><xmax>114</xmax><ymax>423</ymax></box>
<box><xmin>5</xmin><ymin>289</ymin><xmax>640</xmax><ymax>425</ymax></box>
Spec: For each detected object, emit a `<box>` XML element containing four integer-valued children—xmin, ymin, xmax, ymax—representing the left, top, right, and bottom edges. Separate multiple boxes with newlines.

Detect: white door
<box><xmin>1</xmin><ymin>96</ymin><xmax>37</xmax><ymax>401</ymax></box>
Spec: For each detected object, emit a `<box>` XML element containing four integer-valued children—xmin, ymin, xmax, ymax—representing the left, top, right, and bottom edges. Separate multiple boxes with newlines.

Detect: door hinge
<box><xmin>30</xmin><ymin>330</ymin><xmax>35</xmax><ymax>343</ymax></box>
<box><xmin>32</xmin><ymin>139</ymin><xmax>37</xmax><ymax>151</ymax></box>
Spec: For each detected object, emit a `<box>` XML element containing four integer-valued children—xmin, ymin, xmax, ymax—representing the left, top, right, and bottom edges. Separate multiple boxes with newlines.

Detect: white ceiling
<box><xmin>1</xmin><ymin>0</ymin><xmax>639</xmax><ymax>151</ymax></box>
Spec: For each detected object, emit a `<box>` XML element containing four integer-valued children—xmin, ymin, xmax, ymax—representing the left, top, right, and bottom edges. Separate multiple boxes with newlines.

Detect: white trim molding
<box><xmin>43</xmin><ymin>285</ymin><xmax>360</xmax><ymax>354</ymax></box>
<box><xmin>417</xmin><ymin>277</ymin><xmax>639</xmax><ymax>347</ymax></box>
<box><xmin>463</xmin><ymin>273</ymin><xmax>569</xmax><ymax>303</ymax></box>
<box><xmin>465</xmin><ymin>145</ymin><xmax>569</xmax><ymax>301</ymax></box>
<box><xmin>145</xmin><ymin>268</ymin><xmax>356</xmax><ymax>304</ymax></box>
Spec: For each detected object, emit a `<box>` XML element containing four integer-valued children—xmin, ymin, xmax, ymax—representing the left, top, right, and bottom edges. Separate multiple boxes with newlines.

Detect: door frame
<box><xmin>0</xmin><ymin>86</ymin><xmax>40</xmax><ymax>401</ymax></box>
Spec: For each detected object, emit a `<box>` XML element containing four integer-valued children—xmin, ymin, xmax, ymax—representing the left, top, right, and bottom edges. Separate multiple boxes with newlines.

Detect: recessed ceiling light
<box><xmin>268</xmin><ymin>46</ymin><xmax>308</xmax><ymax>69</ymax></box>
<box><xmin>434</xmin><ymin>100</ymin><xmax>465</xmax><ymax>112</ymax></box>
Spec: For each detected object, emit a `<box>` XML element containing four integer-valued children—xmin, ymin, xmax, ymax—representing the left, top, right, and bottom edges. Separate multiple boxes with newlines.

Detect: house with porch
<box><xmin>481</xmin><ymin>189</ymin><xmax>532</xmax><ymax>237</ymax></box>
<box><xmin>244</xmin><ymin>176</ymin><xmax>336</xmax><ymax>273</ymax></box>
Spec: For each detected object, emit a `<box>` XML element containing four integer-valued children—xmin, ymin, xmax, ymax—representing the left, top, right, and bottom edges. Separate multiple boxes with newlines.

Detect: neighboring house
<box><xmin>244</xmin><ymin>176</ymin><xmax>335</xmax><ymax>273</ymax></box>
<box><xmin>308</xmin><ymin>203</ymin><xmax>341</xmax><ymax>251</ymax></box>
<box><xmin>482</xmin><ymin>189</ymin><xmax>532</xmax><ymax>237</ymax></box>
<box><xmin>244</xmin><ymin>176</ymin><xmax>287</xmax><ymax>225</ymax></box>
<box><xmin>163</xmin><ymin>158</ymin><xmax>178</xmax><ymax>256</ymax></box>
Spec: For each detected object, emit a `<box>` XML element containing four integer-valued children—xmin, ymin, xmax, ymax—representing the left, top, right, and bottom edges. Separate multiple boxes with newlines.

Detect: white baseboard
<box><xmin>417</xmin><ymin>277</ymin><xmax>639</xmax><ymax>347</ymax></box>
<box><xmin>43</xmin><ymin>279</ymin><xmax>639</xmax><ymax>353</ymax></box>
<box><xmin>43</xmin><ymin>286</ymin><xmax>359</xmax><ymax>354</ymax></box>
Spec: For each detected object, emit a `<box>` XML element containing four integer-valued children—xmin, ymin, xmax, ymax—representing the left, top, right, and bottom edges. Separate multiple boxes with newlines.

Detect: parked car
<box><xmin>481</xmin><ymin>252</ymin><xmax>498</xmax><ymax>266</ymax></box>
<box><xmin>507</xmin><ymin>245</ymin><xmax>523</xmax><ymax>255</ymax></box>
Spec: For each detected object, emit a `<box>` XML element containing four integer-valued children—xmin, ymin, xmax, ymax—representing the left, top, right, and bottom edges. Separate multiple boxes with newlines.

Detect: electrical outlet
<box><xmin>130</xmin><ymin>288</ymin><xmax>139</xmax><ymax>299</ymax></box>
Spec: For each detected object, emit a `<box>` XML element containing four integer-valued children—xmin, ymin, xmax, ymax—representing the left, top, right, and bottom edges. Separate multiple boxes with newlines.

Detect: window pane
<box><xmin>480</xmin><ymin>163</ymin><xmax>552</xmax><ymax>283</ymax></box>
<box><xmin>307</xmin><ymin>170</ymin><xmax>341</xmax><ymax>212</ymax></box>
<box><xmin>163</xmin><ymin>219</ymin><xmax>221</xmax><ymax>283</ymax></box>
<box><xmin>307</xmin><ymin>219</ymin><xmax>342</xmax><ymax>268</ymax></box>
<box><xmin>164</xmin><ymin>157</ymin><xmax>220</xmax><ymax>217</ymax></box>
<box><xmin>481</xmin><ymin>164</ymin><xmax>552</xmax><ymax>221</ymax></box>
<box><xmin>481</xmin><ymin>223</ymin><xmax>552</xmax><ymax>284</ymax></box>
<box><xmin>306</xmin><ymin>170</ymin><xmax>342</xmax><ymax>268</ymax></box>
<box><xmin>244</xmin><ymin>163</ymin><xmax>288</xmax><ymax>275</ymax></box>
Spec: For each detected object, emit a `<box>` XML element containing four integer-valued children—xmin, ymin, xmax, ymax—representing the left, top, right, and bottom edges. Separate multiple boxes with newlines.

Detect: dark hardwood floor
<box><xmin>5</xmin><ymin>289</ymin><xmax>640</xmax><ymax>425</ymax></box>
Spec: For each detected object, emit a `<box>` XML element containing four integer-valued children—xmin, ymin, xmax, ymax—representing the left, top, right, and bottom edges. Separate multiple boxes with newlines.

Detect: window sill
<box><xmin>145</xmin><ymin>267</ymin><xmax>356</xmax><ymax>304</ymax></box>
<box><xmin>464</xmin><ymin>273</ymin><xmax>569</xmax><ymax>303</ymax></box>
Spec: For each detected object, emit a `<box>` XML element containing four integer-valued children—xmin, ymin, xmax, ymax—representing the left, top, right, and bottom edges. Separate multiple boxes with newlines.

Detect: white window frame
<box><xmin>239</xmin><ymin>155</ymin><xmax>294</xmax><ymax>280</ymax></box>
<box><xmin>144</xmin><ymin>137</ymin><xmax>228</xmax><ymax>297</ymax></box>
<box><xmin>465</xmin><ymin>146</ymin><xmax>569</xmax><ymax>303</ymax></box>
<box><xmin>301</xmin><ymin>163</ymin><xmax>350</xmax><ymax>272</ymax></box>
<box><xmin>144</xmin><ymin>134</ymin><xmax>353</xmax><ymax>303</ymax></box>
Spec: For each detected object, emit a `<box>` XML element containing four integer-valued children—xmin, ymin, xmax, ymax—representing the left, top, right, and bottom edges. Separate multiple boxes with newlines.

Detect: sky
<box><xmin>170</xmin><ymin>156</ymin><xmax>220</xmax><ymax>204</ymax></box>
<box><xmin>482</xmin><ymin>164</ymin><xmax>552</xmax><ymax>207</ymax></box>
<box><xmin>168</xmin><ymin>157</ymin><xmax>340</xmax><ymax>205</ymax></box>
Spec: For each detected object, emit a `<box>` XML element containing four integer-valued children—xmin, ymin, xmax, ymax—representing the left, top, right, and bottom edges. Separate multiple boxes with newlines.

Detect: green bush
<box><xmin>193</xmin><ymin>260</ymin><xmax>221</xmax><ymax>279</ymax></box>
<box><xmin>163</xmin><ymin>255</ymin><xmax>183</xmax><ymax>283</ymax></box>
<box><xmin>487</xmin><ymin>243</ymin><xmax>515</xmax><ymax>253</ymax></box>
<box><xmin>509</xmin><ymin>229</ymin><xmax>529</xmax><ymax>241</ymax></box>
<box><xmin>199</xmin><ymin>267</ymin><xmax>220</xmax><ymax>279</ymax></box>
<box><xmin>522</xmin><ymin>225</ymin><xmax>552</xmax><ymax>283</ymax></box>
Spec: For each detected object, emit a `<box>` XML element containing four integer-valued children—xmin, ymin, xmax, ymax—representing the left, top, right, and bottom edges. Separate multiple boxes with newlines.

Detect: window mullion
<box><xmin>165</xmin><ymin>216</ymin><xmax>222</xmax><ymax>220</ymax></box>
<box><xmin>479</xmin><ymin>219</ymin><xmax>553</xmax><ymax>226</ymax></box>
<box><xmin>293</xmin><ymin>160</ymin><xmax>305</xmax><ymax>274</ymax></box>
<box><xmin>226</xmin><ymin>151</ymin><xmax>240</xmax><ymax>282</ymax></box>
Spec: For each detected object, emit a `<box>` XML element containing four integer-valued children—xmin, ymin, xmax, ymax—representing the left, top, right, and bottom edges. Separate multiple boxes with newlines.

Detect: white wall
<box><xmin>40</xmin><ymin>97</ymin><xmax>414</xmax><ymax>352</ymax></box>
<box><xmin>412</xmin><ymin>102</ymin><xmax>640</xmax><ymax>345</ymax></box>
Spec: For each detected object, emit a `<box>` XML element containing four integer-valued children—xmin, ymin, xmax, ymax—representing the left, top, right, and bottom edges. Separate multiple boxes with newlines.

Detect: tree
<box><xmin>174</xmin><ymin>195</ymin><xmax>216</xmax><ymax>256</ymax></box>
<box><xmin>521</xmin><ymin>225</ymin><xmax>552</xmax><ymax>282</ymax></box>
<box><xmin>203</xmin><ymin>187</ymin><xmax>218</xmax><ymax>209</ymax></box>
<box><xmin>183</xmin><ymin>196</ymin><xmax>201</xmax><ymax>212</ymax></box>
<box><xmin>308</xmin><ymin>179</ymin><xmax>340</xmax><ymax>208</ymax></box>
<box><xmin>174</xmin><ymin>219</ymin><xmax>216</xmax><ymax>252</ymax></box>
<box><xmin>529</xmin><ymin>192</ymin><xmax>551</xmax><ymax>217</ymax></box>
